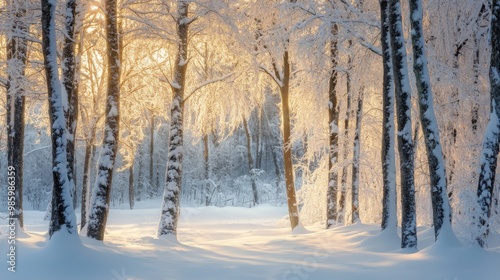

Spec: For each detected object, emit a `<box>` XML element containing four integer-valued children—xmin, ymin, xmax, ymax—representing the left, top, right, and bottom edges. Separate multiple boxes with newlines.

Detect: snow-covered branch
<box><xmin>182</xmin><ymin>72</ymin><xmax>236</xmax><ymax>104</ymax></box>
<box><xmin>259</xmin><ymin>65</ymin><xmax>283</xmax><ymax>88</ymax></box>
<box><xmin>346</xmin><ymin>29</ymin><xmax>382</xmax><ymax>56</ymax></box>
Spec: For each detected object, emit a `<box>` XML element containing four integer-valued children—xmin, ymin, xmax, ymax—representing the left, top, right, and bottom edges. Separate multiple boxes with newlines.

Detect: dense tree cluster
<box><xmin>0</xmin><ymin>0</ymin><xmax>499</xmax><ymax>248</ymax></box>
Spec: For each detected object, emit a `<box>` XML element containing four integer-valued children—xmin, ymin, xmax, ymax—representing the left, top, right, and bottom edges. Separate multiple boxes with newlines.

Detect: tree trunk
<box><xmin>243</xmin><ymin>115</ymin><xmax>259</xmax><ymax>206</ymax></box>
<box><xmin>280</xmin><ymin>50</ymin><xmax>300</xmax><ymax>230</ymax></box>
<box><xmin>471</xmin><ymin>3</ymin><xmax>488</xmax><ymax>135</ymax></box>
<box><xmin>256</xmin><ymin>109</ymin><xmax>263</xmax><ymax>169</ymax></box>
<box><xmin>476</xmin><ymin>0</ymin><xmax>500</xmax><ymax>248</ymax></box>
<box><xmin>129</xmin><ymin>164</ymin><xmax>135</xmax><ymax>210</ymax></box>
<box><xmin>158</xmin><ymin>0</ymin><xmax>189</xmax><ymax>238</ymax></box>
<box><xmin>380</xmin><ymin>0</ymin><xmax>397</xmax><ymax>233</ymax></box>
<box><xmin>62</xmin><ymin>0</ymin><xmax>80</xmax><ymax>210</ymax></box>
<box><xmin>41</xmin><ymin>0</ymin><xmax>78</xmax><ymax>238</ymax></box>
<box><xmin>137</xmin><ymin>152</ymin><xmax>144</xmax><ymax>201</ymax></box>
<box><xmin>80</xmin><ymin>130</ymin><xmax>93</xmax><ymax>231</ymax></box>
<box><xmin>326</xmin><ymin>23</ymin><xmax>340</xmax><ymax>229</ymax></box>
<box><xmin>351</xmin><ymin>95</ymin><xmax>363</xmax><ymax>224</ymax></box>
<box><xmin>263</xmin><ymin>106</ymin><xmax>282</xmax><ymax>194</ymax></box>
<box><xmin>149</xmin><ymin>114</ymin><xmax>155</xmax><ymax>197</ymax></box>
<box><xmin>86</xmin><ymin>0</ymin><xmax>121</xmax><ymax>241</ymax></box>
<box><xmin>203</xmin><ymin>133</ymin><xmax>210</xmax><ymax>206</ymax></box>
<box><xmin>388</xmin><ymin>0</ymin><xmax>417</xmax><ymax>249</ymax></box>
<box><xmin>6</xmin><ymin>0</ymin><xmax>28</xmax><ymax>229</ymax></box>
<box><xmin>339</xmin><ymin>48</ymin><xmax>352</xmax><ymax>225</ymax></box>
<box><xmin>409</xmin><ymin>0</ymin><xmax>453</xmax><ymax>241</ymax></box>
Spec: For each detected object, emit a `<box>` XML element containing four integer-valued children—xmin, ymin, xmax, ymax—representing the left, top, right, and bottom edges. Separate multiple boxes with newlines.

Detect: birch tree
<box><xmin>158</xmin><ymin>0</ymin><xmax>190</xmax><ymax>238</ymax></box>
<box><xmin>6</xmin><ymin>0</ymin><xmax>28</xmax><ymax>229</ymax></box>
<box><xmin>41</xmin><ymin>0</ymin><xmax>78</xmax><ymax>238</ymax></box>
<box><xmin>326</xmin><ymin>23</ymin><xmax>340</xmax><ymax>228</ymax></box>
<box><xmin>86</xmin><ymin>0</ymin><xmax>121</xmax><ymax>241</ymax></box>
<box><xmin>351</xmin><ymin>95</ymin><xmax>362</xmax><ymax>223</ymax></box>
<box><xmin>379</xmin><ymin>0</ymin><xmax>397</xmax><ymax>233</ymax></box>
<box><xmin>476</xmin><ymin>0</ymin><xmax>500</xmax><ymax>248</ymax></box>
<box><xmin>62</xmin><ymin>0</ymin><xmax>81</xmax><ymax>209</ymax></box>
<box><xmin>408</xmin><ymin>0</ymin><xmax>453</xmax><ymax>241</ymax></box>
<box><xmin>389</xmin><ymin>0</ymin><xmax>417</xmax><ymax>249</ymax></box>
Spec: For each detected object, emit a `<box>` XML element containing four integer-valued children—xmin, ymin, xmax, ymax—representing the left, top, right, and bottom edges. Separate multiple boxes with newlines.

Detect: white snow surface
<box><xmin>1</xmin><ymin>199</ymin><xmax>500</xmax><ymax>280</ymax></box>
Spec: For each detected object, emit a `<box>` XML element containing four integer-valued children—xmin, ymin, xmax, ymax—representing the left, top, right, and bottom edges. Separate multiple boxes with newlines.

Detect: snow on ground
<box><xmin>1</xmin><ymin>199</ymin><xmax>500</xmax><ymax>280</ymax></box>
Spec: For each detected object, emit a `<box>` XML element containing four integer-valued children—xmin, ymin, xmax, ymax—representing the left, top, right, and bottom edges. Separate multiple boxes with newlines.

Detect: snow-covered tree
<box><xmin>41</xmin><ymin>0</ymin><xmax>78</xmax><ymax>238</ymax></box>
<box><xmin>6</xmin><ymin>0</ymin><xmax>28</xmax><ymax>228</ymax></box>
<box><xmin>351</xmin><ymin>94</ymin><xmax>362</xmax><ymax>224</ymax></box>
<box><xmin>476</xmin><ymin>0</ymin><xmax>500</xmax><ymax>248</ymax></box>
<box><xmin>86</xmin><ymin>0</ymin><xmax>121</xmax><ymax>241</ymax></box>
<box><xmin>255</xmin><ymin>0</ymin><xmax>301</xmax><ymax>231</ymax></box>
<box><xmin>408</xmin><ymin>0</ymin><xmax>454</xmax><ymax>242</ymax></box>
<box><xmin>388</xmin><ymin>0</ymin><xmax>417</xmax><ymax>249</ymax></box>
<box><xmin>158</xmin><ymin>0</ymin><xmax>190</xmax><ymax>238</ymax></box>
<box><xmin>326</xmin><ymin>23</ymin><xmax>340</xmax><ymax>229</ymax></box>
<box><xmin>62</xmin><ymin>0</ymin><xmax>82</xmax><ymax>209</ymax></box>
<box><xmin>379</xmin><ymin>0</ymin><xmax>397</xmax><ymax>234</ymax></box>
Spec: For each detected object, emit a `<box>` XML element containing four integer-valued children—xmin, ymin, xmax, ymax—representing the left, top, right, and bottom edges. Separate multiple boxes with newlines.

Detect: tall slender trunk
<box><xmin>263</xmin><ymin>107</ymin><xmax>282</xmax><ymax>193</ymax></box>
<box><xmin>326</xmin><ymin>23</ymin><xmax>340</xmax><ymax>229</ymax></box>
<box><xmin>339</xmin><ymin>49</ymin><xmax>352</xmax><ymax>225</ymax></box>
<box><xmin>243</xmin><ymin>115</ymin><xmax>259</xmax><ymax>206</ymax></box>
<box><xmin>388</xmin><ymin>0</ymin><xmax>417</xmax><ymax>249</ymax></box>
<box><xmin>351</xmin><ymin>95</ymin><xmax>363</xmax><ymax>224</ymax></box>
<box><xmin>86</xmin><ymin>0</ymin><xmax>121</xmax><ymax>241</ymax></box>
<box><xmin>203</xmin><ymin>133</ymin><xmax>210</xmax><ymax>206</ymax></box>
<box><xmin>41</xmin><ymin>0</ymin><xmax>78</xmax><ymax>238</ymax></box>
<box><xmin>158</xmin><ymin>1</ymin><xmax>189</xmax><ymax>238</ymax></box>
<box><xmin>409</xmin><ymin>0</ymin><xmax>453</xmax><ymax>241</ymax></box>
<box><xmin>380</xmin><ymin>0</ymin><xmax>397</xmax><ymax>233</ymax></box>
<box><xmin>149</xmin><ymin>115</ymin><xmax>155</xmax><ymax>197</ymax></box>
<box><xmin>6</xmin><ymin>0</ymin><xmax>28</xmax><ymax>229</ymax></box>
<box><xmin>137</xmin><ymin>152</ymin><xmax>143</xmax><ymax>201</ymax></box>
<box><xmin>63</xmin><ymin>0</ymin><xmax>79</xmax><ymax>210</ymax></box>
<box><xmin>256</xmin><ymin>109</ymin><xmax>263</xmax><ymax>169</ymax></box>
<box><xmin>80</xmin><ymin>127</ymin><xmax>94</xmax><ymax>231</ymax></box>
<box><xmin>129</xmin><ymin>164</ymin><xmax>135</xmax><ymax>209</ymax></box>
<box><xmin>280</xmin><ymin>50</ymin><xmax>300</xmax><ymax>230</ymax></box>
<box><xmin>476</xmin><ymin>0</ymin><xmax>500</xmax><ymax>248</ymax></box>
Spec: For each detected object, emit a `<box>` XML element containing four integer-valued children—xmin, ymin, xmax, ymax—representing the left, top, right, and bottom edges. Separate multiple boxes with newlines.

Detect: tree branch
<box><xmin>182</xmin><ymin>72</ymin><xmax>236</xmax><ymax>105</ymax></box>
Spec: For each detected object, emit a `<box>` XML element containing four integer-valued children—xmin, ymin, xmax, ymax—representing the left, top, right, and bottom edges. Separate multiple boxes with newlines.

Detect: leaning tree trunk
<box><xmin>62</xmin><ymin>0</ymin><xmax>80</xmax><ymax>210</ymax></box>
<box><xmin>409</xmin><ymin>0</ymin><xmax>453</xmax><ymax>241</ymax></box>
<box><xmin>326</xmin><ymin>23</ymin><xmax>340</xmax><ymax>229</ymax></box>
<box><xmin>6</xmin><ymin>0</ymin><xmax>28</xmax><ymax>229</ymax></box>
<box><xmin>86</xmin><ymin>0</ymin><xmax>121</xmax><ymax>241</ymax></box>
<box><xmin>476</xmin><ymin>0</ymin><xmax>500</xmax><ymax>248</ymax></box>
<box><xmin>243</xmin><ymin>115</ymin><xmax>259</xmax><ymax>206</ymax></box>
<box><xmin>41</xmin><ymin>0</ymin><xmax>78</xmax><ymax>238</ymax></box>
<box><xmin>351</xmin><ymin>95</ymin><xmax>363</xmax><ymax>224</ymax></box>
<box><xmin>388</xmin><ymin>0</ymin><xmax>417</xmax><ymax>249</ymax></box>
<box><xmin>380</xmin><ymin>0</ymin><xmax>397</xmax><ymax>233</ymax></box>
<box><xmin>158</xmin><ymin>0</ymin><xmax>189</xmax><ymax>238</ymax></box>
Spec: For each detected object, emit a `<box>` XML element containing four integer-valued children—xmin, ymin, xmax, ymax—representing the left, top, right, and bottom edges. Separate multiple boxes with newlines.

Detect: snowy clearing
<box><xmin>1</xmin><ymin>199</ymin><xmax>500</xmax><ymax>280</ymax></box>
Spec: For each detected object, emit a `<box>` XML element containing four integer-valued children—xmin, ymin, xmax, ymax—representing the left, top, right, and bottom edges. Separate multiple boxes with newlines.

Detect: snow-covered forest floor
<box><xmin>1</xmin><ymin>199</ymin><xmax>500</xmax><ymax>280</ymax></box>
